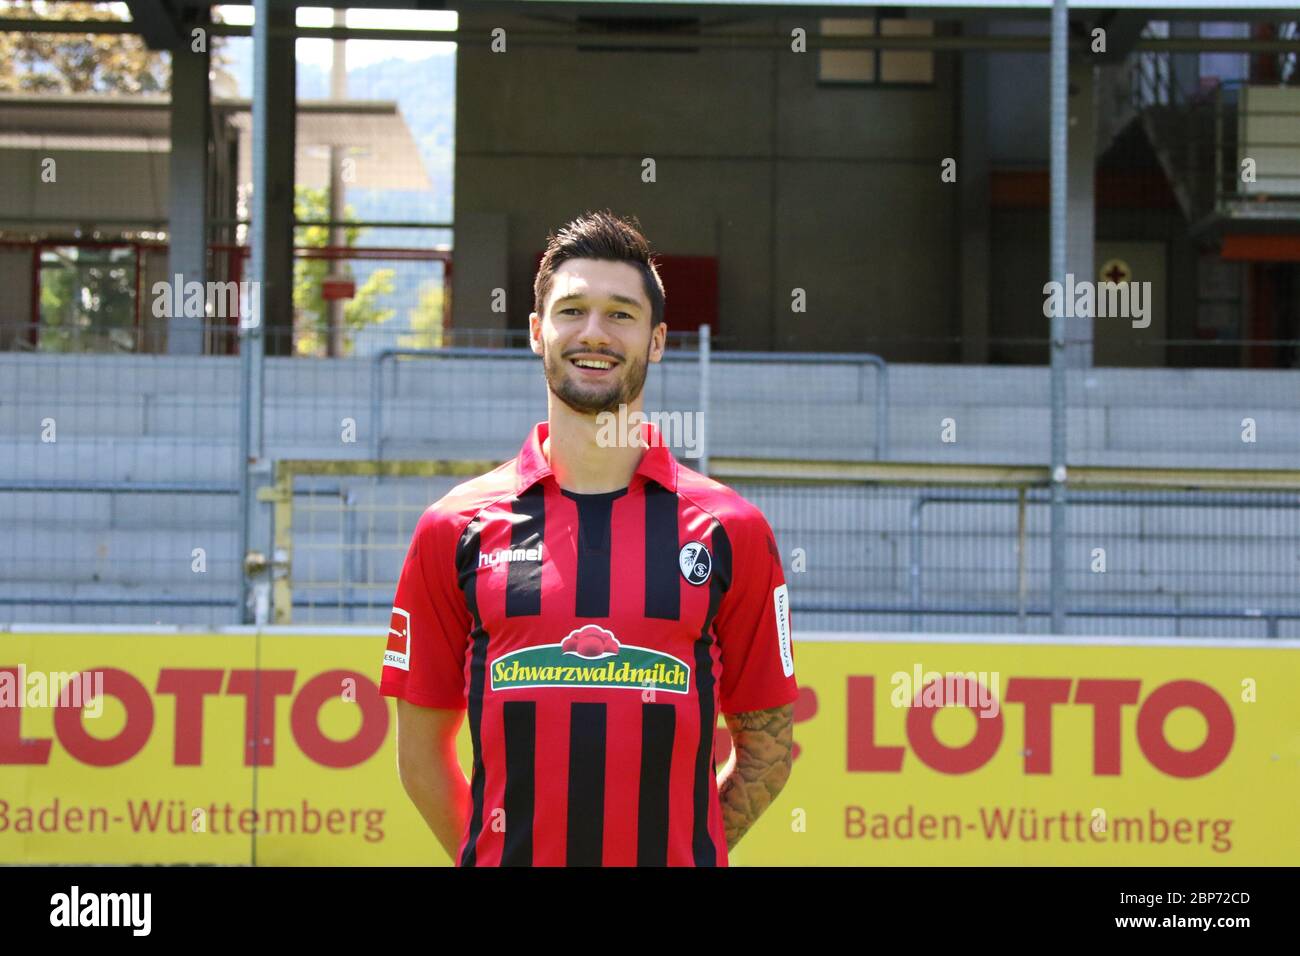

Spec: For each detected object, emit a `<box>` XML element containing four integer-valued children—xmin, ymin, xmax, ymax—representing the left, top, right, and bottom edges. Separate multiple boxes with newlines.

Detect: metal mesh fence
<box><xmin>207</xmin><ymin>238</ymin><xmax>452</xmax><ymax>358</ymax></box>
<box><xmin>737</xmin><ymin>479</ymin><xmax>1300</xmax><ymax>638</ymax></box>
<box><xmin>0</xmin><ymin>237</ymin><xmax>453</xmax><ymax>357</ymax></box>
<box><xmin>259</xmin><ymin>461</ymin><xmax>1300</xmax><ymax>638</ymax></box>
<box><xmin>3</xmin><ymin>13</ymin><xmax>1300</xmax><ymax>636</ymax></box>
<box><xmin>0</xmin><ymin>349</ymin><xmax>243</xmax><ymax>627</ymax></box>
<box><xmin>4</xmin><ymin>343</ymin><xmax>1300</xmax><ymax>629</ymax></box>
<box><xmin>286</xmin><ymin>472</ymin><xmax>463</xmax><ymax>626</ymax></box>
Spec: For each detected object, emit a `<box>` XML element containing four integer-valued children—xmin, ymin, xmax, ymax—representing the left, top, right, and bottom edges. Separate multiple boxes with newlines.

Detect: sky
<box><xmin>89</xmin><ymin>4</ymin><xmax>459</xmax><ymax>70</ymax></box>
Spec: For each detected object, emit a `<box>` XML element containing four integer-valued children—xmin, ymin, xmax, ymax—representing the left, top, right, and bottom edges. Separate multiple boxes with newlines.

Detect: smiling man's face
<box><xmin>531</xmin><ymin>258</ymin><xmax>666</xmax><ymax>416</ymax></box>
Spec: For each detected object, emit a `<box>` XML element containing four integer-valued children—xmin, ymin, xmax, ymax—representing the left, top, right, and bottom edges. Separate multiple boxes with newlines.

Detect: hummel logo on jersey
<box><xmin>479</xmin><ymin>543</ymin><xmax>544</xmax><ymax>568</ymax></box>
<box><xmin>679</xmin><ymin>541</ymin><xmax>711</xmax><ymax>585</ymax></box>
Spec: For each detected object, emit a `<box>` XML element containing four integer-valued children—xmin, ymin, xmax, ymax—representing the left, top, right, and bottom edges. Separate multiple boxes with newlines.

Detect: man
<box><xmin>380</xmin><ymin>210</ymin><xmax>797</xmax><ymax>867</ymax></box>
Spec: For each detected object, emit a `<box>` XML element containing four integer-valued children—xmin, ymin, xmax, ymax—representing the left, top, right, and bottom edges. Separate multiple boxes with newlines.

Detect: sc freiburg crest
<box><xmin>679</xmin><ymin>541</ymin><xmax>712</xmax><ymax>585</ymax></box>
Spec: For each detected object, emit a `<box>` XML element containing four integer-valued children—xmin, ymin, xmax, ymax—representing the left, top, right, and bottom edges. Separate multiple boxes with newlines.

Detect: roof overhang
<box><xmin>0</xmin><ymin>94</ymin><xmax>431</xmax><ymax>191</ymax></box>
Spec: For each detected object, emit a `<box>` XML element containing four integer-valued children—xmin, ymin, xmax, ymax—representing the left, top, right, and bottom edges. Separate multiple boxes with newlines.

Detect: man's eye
<box><xmin>612</xmin><ymin>312</ymin><xmax>633</xmax><ymax>319</ymax></box>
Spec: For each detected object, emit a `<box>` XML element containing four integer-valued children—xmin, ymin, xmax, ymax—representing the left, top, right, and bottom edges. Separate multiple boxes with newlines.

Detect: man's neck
<box><xmin>544</xmin><ymin>401</ymin><xmax>647</xmax><ymax>494</ymax></box>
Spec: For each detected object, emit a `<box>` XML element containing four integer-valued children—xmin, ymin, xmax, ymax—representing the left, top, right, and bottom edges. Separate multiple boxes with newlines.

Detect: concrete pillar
<box><xmin>327</xmin><ymin>6</ymin><xmax>347</xmax><ymax>358</ymax></box>
<box><xmin>959</xmin><ymin>20</ymin><xmax>990</xmax><ymax>364</ymax></box>
<box><xmin>1171</xmin><ymin>19</ymin><xmax>1204</xmax><ymax>99</ymax></box>
<box><xmin>1066</xmin><ymin>57</ymin><xmax>1096</xmax><ymax>367</ymax></box>
<box><xmin>451</xmin><ymin>211</ymin><xmax>509</xmax><ymax>343</ymax></box>
<box><xmin>166</xmin><ymin>31</ymin><xmax>209</xmax><ymax>355</ymax></box>
<box><xmin>261</xmin><ymin>2</ymin><xmax>297</xmax><ymax>357</ymax></box>
<box><xmin>0</xmin><ymin>249</ymin><xmax>31</xmax><ymax>349</ymax></box>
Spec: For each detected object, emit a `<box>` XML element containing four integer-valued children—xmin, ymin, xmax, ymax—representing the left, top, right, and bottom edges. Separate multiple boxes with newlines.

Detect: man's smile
<box><xmin>568</xmin><ymin>353</ymin><xmax>622</xmax><ymax>375</ymax></box>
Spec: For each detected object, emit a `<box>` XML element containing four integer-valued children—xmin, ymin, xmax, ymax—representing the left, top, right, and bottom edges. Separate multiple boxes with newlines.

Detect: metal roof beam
<box><xmin>123</xmin><ymin>0</ymin><xmax>186</xmax><ymax>49</ymax></box>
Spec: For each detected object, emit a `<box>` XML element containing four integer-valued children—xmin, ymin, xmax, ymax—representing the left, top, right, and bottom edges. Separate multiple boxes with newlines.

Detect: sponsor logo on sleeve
<box><xmin>385</xmin><ymin>607</ymin><xmax>411</xmax><ymax>671</ymax></box>
<box><xmin>773</xmin><ymin>584</ymin><xmax>793</xmax><ymax>677</ymax></box>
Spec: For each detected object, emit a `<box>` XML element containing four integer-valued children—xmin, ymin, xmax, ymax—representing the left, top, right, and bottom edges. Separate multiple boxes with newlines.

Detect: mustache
<box><xmin>562</xmin><ymin>349</ymin><xmax>624</xmax><ymax>361</ymax></box>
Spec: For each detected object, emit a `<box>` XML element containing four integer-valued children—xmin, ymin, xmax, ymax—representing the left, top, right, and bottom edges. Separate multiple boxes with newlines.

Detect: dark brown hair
<box><xmin>533</xmin><ymin>210</ymin><xmax>665</xmax><ymax>328</ymax></box>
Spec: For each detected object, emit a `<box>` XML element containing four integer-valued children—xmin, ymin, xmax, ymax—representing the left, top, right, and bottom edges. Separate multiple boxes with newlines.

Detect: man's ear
<box><xmin>648</xmin><ymin>321</ymin><xmax>668</xmax><ymax>363</ymax></box>
<box><xmin>528</xmin><ymin>312</ymin><xmax>543</xmax><ymax>355</ymax></box>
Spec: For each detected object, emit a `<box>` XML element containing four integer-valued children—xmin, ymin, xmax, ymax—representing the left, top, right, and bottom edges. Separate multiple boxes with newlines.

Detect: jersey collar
<box><xmin>515</xmin><ymin>419</ymin><xmax>679</xmax><ymax>495</ymax></box>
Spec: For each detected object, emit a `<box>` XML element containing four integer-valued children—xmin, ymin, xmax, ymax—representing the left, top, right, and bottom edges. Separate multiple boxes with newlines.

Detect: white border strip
<box><xmin>538</xmin><ymin>1</ymin><xmax>1300</xmax><ymax>8</ymax></box>
<box><xmin>4</xmin><ymin>625</ymin><xmax>1299</xmax><ymax>649</ymax></box>
<box><xmin>0</xmin><ymin>624</ymin><xmax>379</xmax><ymax>636</ymax></box>
<box><xmin>796</xmin><ymin>631</ymin><xmax>1300</xmax><ymax>649</ymax></box>
<box><xmin>2</xmin><ymin>624</ymin><xmax>199</xmax><ymax>635</ymax></box>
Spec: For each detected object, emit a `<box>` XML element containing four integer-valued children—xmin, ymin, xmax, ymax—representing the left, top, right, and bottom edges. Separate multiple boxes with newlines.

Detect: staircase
<box><xmin>1102</xmin><ymin>22</ymin><xmax>1300</xmax><ymax>237</ymax></box>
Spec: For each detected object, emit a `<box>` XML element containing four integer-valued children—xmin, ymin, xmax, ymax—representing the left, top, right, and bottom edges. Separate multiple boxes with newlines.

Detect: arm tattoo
<box><xmin>716</xmin><ymin>704</ymin><xmax>794</xmax><ymax>853</ymax></box>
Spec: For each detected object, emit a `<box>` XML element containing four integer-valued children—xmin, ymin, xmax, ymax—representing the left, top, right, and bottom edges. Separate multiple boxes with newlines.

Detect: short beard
<box><xmin>542</xmin><ymin>337</ymin><xmax>652</xmax><ymax>416</ymax></box>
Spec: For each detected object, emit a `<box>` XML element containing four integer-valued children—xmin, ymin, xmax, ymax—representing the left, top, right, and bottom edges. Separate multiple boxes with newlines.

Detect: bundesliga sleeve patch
<box><xmin>773</xmin><ymin>584</ymin><xmax>794</xmax><ymax>677</ymax></box>
<box><xmin>385</xmin><ymin>606</ymin><xmax>411</xmax><ymax>671</ymax></box>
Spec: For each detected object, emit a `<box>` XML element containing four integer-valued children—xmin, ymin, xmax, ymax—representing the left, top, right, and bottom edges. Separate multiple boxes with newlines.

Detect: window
<box><xmin>818</xmin><ymin>15</ymin><xmax>935</xmax><ymax>86</ymax></box>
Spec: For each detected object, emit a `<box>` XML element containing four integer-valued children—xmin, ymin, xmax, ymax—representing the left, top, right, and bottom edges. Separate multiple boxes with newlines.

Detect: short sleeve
<box><xmin>380</xmin><ymin>504</ymin><xmax>473</xmax><ymax>709</ymax></box>
<box><xmin>712</xmin><ymin>506</ymin><xmax>799</xmax><ymax>714</ymax></box>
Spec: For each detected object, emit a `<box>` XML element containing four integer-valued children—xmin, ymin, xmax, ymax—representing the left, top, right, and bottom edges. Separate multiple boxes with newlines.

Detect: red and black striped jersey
<box><xmin>379</xmin><ymin>419</ymin><xmax>798</xmax><ymax>866</ymax></box>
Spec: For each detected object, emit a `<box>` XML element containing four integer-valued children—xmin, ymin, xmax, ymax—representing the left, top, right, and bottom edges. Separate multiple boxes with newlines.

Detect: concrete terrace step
<box><xmin>867</xmin><ymin>446</ymin><xmax>1300</xmax><ymax>468</ymax></box>
<box><xmin>0</xmin><ymin>599</ymin><xmax>240</xmax><ymax>627</ymax></box>
<box><xmin>2</xmin><ymin>438</ymin><xmax>242</xmax><ymax>482</ymax></box>
<box><xmin>0</xmin><ymin>527</ymin><xmax>240</xmax><ymax>585</ymax></box>
<box><xmin>6</xmin><ymin>353</ymin><xmax>1298</xmax><ymax>404</ymax></box>
<box><xmin>0</xmin><ymin>354</ymin><xmax>237</xmax><ymax>397</ymax></box>
<box><xmin>0</xmin><ymin>491</ymin><xmax>237</xmax><ymax>529</ymax></box>
<box><xmin>4</xmin><ymin>410</ymin><xmax>1298</xmax><ymax>467</ymax></box>
<box><xmin>0</xmin><ymin>397</ymin><xmax>380</xmax><ymax>442</ymax></box>
<box><xmin>0</xmin><ymin>579</ymin><xmax>240</xmax><ymax>604</ymax></box>
<box><xmin>888</xmin><ymin>364</ymin><xmax>1300</xmax><ymax>408</ymax></box>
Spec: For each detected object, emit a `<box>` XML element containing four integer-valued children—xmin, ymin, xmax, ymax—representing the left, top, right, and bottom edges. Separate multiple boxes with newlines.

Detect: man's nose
<box><xmin>575</xmin><ymin>311</ymin><xmax>611</xmax><ymax>348</ymax></box>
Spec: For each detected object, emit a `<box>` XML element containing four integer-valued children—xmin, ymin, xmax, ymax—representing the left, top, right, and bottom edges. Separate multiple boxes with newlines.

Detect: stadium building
<box><xmin>2</xmin><ymin>0</ymin><xmax>1299</xmax><ymax>874</ymax></box>
<box><xmin>1</xmin><ymin>2</ymin><xmax>1298</xmax><ymax>631</ymax></box>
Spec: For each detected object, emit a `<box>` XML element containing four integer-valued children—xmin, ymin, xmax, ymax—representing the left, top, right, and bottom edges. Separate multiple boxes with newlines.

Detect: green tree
<box><xmin>37</xmin><ymin>246</ymin><xmax>138</xmax><ymax>352</ymax></box>
<box><xmin>292</xmin><ymin>185</ymin><xmax>397</xmax><ymax>356</ymax></box>
<box><xmin>0</xmin><ymin>1</ymin><xmax>166</xmax><ymax>93</ymax></box>
<box><xmin>397</xmin><ymin>280</ymin><xmax>447</xmax><ymax>350</ymax></box>
<box><xmin>3</xmin><ymin>1</ymin><xmax>236</xmax><ymax>352</ymax></box>
<box><xmin>0</xmin><ymin>1</ymin><xmax>235</xmax><ymax>94</ymax></box>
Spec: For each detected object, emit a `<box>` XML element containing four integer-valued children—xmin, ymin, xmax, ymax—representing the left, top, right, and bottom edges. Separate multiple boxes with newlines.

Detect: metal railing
<box><xmin>9</xmin><ymin>343</ymin><xmax>1300</xmax><ymax>630</ymax></box>
<box><xmin>711</xmin><ymin>351</ymin><xmax>889</xmax><ymax>461</ymax></box>
<box><xmin>261</xmin><ymin>457</ymin><xmax>1300</xmax><ymax>638</ymax></box>
<box><xmin>1124</xmin><ymin>31</ymin><xmax>1300</xmax><ymax>230</ymax></box>
<box><xmin>0</xmin><ymin>477</ymin><xmax>241</xmax><ymax>612</ymax></box>
<box><xmin>368</xmin><ymin>344</ymin><xmax>890</xmax><ymax>462</ymax></box>
<box><xmin>908</xmin><ymin>487</ymin><xmax>1300</xmax><ymax>635</ymax></box>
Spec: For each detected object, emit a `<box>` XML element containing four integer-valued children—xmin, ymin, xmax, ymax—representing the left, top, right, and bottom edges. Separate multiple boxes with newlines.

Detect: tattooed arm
<box><xmin>716</xmin><ymin>703</ymin><xmax>795</xmax><ymax>852</ymax></box>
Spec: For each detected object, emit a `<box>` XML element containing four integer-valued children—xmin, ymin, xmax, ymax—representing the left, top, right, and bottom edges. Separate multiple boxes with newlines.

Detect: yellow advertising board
<box><xmin>2</xmin><ymin>631</ymin><xmax>1297</xmax><ymax>865</ymax></box>
<box><xmin>730</xmin><ymin>635</ymin><xmax>1300</xmax><ymax>866</ymax></box>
